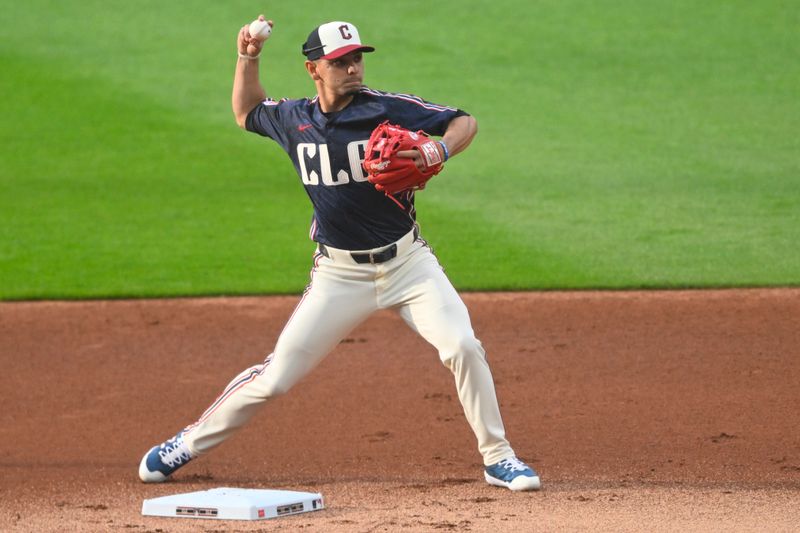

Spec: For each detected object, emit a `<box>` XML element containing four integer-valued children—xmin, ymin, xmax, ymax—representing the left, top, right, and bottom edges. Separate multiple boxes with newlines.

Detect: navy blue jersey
<box><xmin>245</xmin><ymin>87</ymin><xmax>467</xmax><ymax>250</ymax></box>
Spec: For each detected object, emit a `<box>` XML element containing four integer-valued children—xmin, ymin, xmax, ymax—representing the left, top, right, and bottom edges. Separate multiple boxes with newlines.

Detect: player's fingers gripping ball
<box><xmin>248</xmin><ymin>18</ymin><xmax>272</xmax><ymax>41</ymax></box>
<box><xmin>363</xmin><ymin>121</ymin><xmax>444</xmax><ymax>196</ymax></box>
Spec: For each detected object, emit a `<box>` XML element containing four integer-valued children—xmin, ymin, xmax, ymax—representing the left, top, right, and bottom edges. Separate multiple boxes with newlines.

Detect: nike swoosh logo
<box><xmin>298</xmin><ymin>124</ymin><xmax>313</xmax><ymax>132</ymax></box>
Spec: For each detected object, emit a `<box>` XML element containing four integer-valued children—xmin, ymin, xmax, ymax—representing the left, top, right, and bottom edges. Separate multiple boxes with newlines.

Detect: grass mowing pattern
<box><xmin>1</xmin><ymin>1</ymin><xmax>798</xmax><ymax>298</ymax></box>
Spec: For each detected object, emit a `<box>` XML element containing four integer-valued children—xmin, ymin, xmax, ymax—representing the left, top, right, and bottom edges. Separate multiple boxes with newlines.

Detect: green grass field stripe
<box><xmin>2</xmin><ymin>0</ymin><xmax>800</xmax><ymax>298</ymax></box>
<box><xmin>1</xmin><ymin>53</ymin><xmax>313</xmax><ymax>299</ymax></box>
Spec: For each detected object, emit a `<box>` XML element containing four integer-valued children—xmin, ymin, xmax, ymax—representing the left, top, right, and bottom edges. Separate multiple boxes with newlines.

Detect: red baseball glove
<box><xmin>363</xmin><ymin>121</ymin><xmax>444</xmax><ymax>197</ymax></box>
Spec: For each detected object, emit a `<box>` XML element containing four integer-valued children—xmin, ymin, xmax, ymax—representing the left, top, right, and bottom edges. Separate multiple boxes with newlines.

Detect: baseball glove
<box><xmin>363</xmin><ymin>121</ymin><xmax>444</xmax><ymax>197</ymax></box>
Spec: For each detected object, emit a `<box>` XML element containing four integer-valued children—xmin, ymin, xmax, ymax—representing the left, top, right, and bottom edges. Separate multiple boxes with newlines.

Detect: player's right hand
<box><xmin>238</xmin><ymin>16</ymin><xmax>273</xmax><ymax>58</ymax></box>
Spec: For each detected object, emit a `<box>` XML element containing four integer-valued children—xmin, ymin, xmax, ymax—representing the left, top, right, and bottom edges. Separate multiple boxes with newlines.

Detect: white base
<box><xmin>142</xmin><ymin>487</ymin><xmax>324</xmax><ymax>520</ymax></box>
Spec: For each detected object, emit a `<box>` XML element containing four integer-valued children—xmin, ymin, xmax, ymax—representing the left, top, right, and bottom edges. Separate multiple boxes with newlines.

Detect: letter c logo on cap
<box><xmin>339</xmin><ymin>24</ymin><xmax>352</xmax><ymax>40</ymax></box>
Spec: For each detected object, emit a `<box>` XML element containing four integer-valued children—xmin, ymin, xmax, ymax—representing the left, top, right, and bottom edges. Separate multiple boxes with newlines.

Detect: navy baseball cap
<box><xmin>302</xmin><ymin>21</ymin><xmax>375</xmax><ymax>61</ymax></box>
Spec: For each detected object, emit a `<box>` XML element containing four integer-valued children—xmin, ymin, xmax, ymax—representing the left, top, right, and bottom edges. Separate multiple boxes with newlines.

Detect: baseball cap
<box><xmin>302</xmin><ymin>21</ymin><xmax>375</xmax><ymax>61</ymax></box>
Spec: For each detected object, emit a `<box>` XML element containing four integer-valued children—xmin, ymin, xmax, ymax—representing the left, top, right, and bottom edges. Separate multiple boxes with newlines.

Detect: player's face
<box><xmin>316</xmin><ymin>51</ymin><xmax>364</xmax><ymax>96</ymax></box>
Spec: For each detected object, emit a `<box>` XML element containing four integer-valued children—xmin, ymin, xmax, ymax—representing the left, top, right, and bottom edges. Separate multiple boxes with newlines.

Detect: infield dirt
<box><xmin>1</xmin><ymin>290</ymin><xmax>799</xmax><ymax>531</ymax></box>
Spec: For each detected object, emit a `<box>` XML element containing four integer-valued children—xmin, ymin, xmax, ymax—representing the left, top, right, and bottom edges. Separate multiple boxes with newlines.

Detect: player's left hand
<box><xmin>396</xmin><ymin>146</ymin><xmax>444</xmax><ymax>172</ymax></box>
<box><xmin>363</xmin><ymin>121</ymin><xmax>445</xmax><ymax>196</ymax></box>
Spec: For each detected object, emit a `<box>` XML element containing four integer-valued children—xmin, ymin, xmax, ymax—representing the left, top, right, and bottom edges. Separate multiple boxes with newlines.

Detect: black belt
<box><xmin>351</xmin><ymin>243</ymin><xmax>397</xmax><ymax>264</ymax></box>
<box><xmin>319</xmin><ymin>227</ymin><xmax>418</xmax><ymax>265</ymax></box>
<box><xmin>318</xmin><ymin>242</ymin><xmax>397</xmax><ymax>264</ymax></box>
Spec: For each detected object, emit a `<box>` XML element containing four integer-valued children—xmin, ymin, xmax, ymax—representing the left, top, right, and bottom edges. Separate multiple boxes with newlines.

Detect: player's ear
<box><xmin>305</xmin><ymin>60</ymin><xmax>321</xmax><ymax>81</ymax></box>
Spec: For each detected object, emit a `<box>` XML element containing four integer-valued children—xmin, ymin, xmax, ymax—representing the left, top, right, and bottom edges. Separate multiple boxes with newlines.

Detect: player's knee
<box><xmin>439</xmin><ymin>334</ymin><xmax>485</xmax><ymax>367</ymax></box>
<box><xmin>252</xmin><ymin>368</ymin><xmax>295</xmax><ymax>398</ymax></box>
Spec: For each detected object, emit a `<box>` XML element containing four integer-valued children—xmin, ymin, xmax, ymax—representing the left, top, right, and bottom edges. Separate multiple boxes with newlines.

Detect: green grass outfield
<box><xmin>1</xmin><ymin>0</ymin><xmax>798</xmax><ymax>299</ymax></box>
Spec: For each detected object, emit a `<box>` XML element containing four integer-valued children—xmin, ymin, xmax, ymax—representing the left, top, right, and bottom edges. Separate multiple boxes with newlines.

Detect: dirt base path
<box><xmin>1</xmin><ymin>290</ymin><xmax>799</xmax><ymax>531</ymax></box>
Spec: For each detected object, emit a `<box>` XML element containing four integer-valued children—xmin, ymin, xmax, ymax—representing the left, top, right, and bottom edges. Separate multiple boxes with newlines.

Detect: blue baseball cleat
<box><xmin>138</xmin><ymin>431</ymin><xmax>195</xmax><ymax>483</ymax></box>
<box><xmin>484</xmin><ymin>457</ymin><xmax>541</xmax><ymax>491</ymax></box>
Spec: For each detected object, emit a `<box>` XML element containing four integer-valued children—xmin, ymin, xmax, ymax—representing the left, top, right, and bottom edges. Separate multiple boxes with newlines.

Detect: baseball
<box><xmin>248</xmin><ymin>19</ymin><xmax>272</xmax><ymax>41</ymax></box>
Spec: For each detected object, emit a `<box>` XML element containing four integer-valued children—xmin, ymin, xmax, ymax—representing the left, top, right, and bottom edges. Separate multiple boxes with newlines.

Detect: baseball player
<box><xmin>138</xmin><ymin>16</ymin><xmax>540</xmax><ymax>492</ymax></box>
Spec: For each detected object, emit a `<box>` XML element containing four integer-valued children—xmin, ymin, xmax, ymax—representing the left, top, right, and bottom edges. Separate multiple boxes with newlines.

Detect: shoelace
<box><xmin>499</xmin><ymin>457</ymin><xmax>528</xmax><ymax>472</ymax></box>
<box><xmin>158</xmin><ymin>435</ymin><xmax>192</xmax><ymax>467</ymax></box>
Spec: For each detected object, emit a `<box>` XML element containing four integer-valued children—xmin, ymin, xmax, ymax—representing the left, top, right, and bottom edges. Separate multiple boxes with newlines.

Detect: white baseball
<box><xmin>248</xmin><ymin>19</ymin><xmax>272</xmax><ymax>41</ymax></box>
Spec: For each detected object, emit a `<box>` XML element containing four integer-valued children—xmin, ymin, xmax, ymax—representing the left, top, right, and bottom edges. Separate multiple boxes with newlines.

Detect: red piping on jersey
<box><xmin>359</xmin><ymin>87</ymin><xmax>457</xmax><ymax>112</ymax></box>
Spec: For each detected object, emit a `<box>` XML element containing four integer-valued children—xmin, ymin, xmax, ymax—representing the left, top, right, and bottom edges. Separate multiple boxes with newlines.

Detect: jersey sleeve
<box><xmin>245</xmin><ymin>99</ymin><xmax>291</xmax><ymax>149</ymax></box>
<box><xmin>383</xmin><ymin>92</ymin><xmax>469</xmax><ymax>137</ymax></box>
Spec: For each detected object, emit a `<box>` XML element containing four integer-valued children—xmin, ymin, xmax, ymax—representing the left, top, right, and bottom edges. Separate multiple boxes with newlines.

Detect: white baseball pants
<box><xmin>183</xmin><ymin>226</ymin><xmax>515</xmax><ymax>466</ymax></box>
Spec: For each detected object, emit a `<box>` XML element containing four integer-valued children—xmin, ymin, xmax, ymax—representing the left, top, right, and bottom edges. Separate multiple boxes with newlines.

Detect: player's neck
<box><xmin>317</xmin><ymin>91</ymin><xmax>355</xmax><ymax>113</ymax></box>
